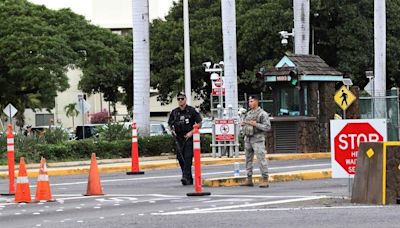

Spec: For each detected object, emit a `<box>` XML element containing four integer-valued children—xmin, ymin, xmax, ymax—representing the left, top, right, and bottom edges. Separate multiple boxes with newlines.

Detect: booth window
<box><xmin>279</xmin><ymin>88</ymin><xmax>300</xmax><ymax>116</ymax></box>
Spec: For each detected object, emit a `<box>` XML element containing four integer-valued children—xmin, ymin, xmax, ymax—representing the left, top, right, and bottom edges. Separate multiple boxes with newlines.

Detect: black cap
<box><xmin>248</xmin><ymin>94</ymin><xmax>260</xmax><ymax>101</ymax></box>
<box><xmin>177</xmin><ymin>92</ymin><xmax>186</xmax><ymax>98</ymax></box>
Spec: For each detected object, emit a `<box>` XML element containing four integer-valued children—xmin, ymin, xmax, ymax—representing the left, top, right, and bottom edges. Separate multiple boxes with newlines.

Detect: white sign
<box><xmin>3</xmin><ymin>103</ymin><xmax>18</xmax><ymax>118</ymax></box>
<box><xmin>76</xmin><ymin>99</ymin><xmax>91</xmax><ymax>113</ymax></box>
<box><xmin>211</xmin><ymin>77</ymin><xmax>225</xmax><ymax>96</ymax></box>
<box><xmin>214</xmin><ymin>119</ymin><xmax>235</xmax><ymax>141</ymax></box>
<box><xmin>330</xmin><ymin>119</ymin><xmax>387</xmax><ymax>178</ymax></box>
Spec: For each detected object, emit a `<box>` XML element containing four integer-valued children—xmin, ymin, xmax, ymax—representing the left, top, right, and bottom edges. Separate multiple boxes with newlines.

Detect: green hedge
<box><xmin>0</xmin><ymin>134</ymin><xmax>214</xmax><ymax>164</ymax></box>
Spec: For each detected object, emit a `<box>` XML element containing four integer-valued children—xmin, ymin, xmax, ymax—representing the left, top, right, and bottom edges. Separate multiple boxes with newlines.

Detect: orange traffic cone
<box><xmin>84</xmin><ymin>153</ymin><xmax>104</xmax><ymax>196</ymax></box>
<box><xmin>35</xmin><ymin>157</ymin><xmax>54</xmax><ymax>202</ymax></box>
<box><xmin>15</xmin><ymin>157</ymin><xmax>31</xmax><ymax>203</ymax></box>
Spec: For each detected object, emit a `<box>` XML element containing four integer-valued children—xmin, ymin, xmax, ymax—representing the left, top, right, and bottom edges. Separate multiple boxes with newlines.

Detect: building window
<box><xmin>35</xmin><ymin>114</ymin><xmax>54</xmax><ymax>126</ymax></box>
<box><xmin>278</xmin><ymin>87</ymin><xmax>300</xmax><ymax>116</ymax></box>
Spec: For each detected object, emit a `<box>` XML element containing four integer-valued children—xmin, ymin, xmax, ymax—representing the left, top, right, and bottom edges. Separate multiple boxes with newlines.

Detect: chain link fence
<box><xmin>359</xmin><ymin>88</ymin><xmax>400</xmax><ymax>141</ymax></box>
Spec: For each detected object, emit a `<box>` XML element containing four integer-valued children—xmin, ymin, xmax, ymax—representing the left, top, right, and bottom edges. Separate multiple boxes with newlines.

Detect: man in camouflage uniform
<box><xmin>241</xmin><ymin>95</ymin><xmax>271</xmax><ymax>188</ymax></box>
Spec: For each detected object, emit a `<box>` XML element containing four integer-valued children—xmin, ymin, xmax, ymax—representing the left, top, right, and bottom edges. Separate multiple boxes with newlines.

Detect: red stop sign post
<box><xmin>334</xmin><ymin>122</ymin><xmax>384</xmax><ymax>175</ymax></box>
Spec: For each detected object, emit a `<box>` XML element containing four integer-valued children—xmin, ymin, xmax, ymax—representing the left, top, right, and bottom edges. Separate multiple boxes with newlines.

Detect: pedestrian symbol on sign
<box><xmin>340</xmin><ymin>90</ymin><xmax>348</xmax><ymax>106</ymax></box>
<box><xmin>334</xmin><ymin>86</ymin><xmax>356</xmax><ymax>111</ymax></box>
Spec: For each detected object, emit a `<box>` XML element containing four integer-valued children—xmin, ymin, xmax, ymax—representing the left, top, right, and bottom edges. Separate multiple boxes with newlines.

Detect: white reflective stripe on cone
<box><xmin>7</xmin><ymin>145</ymin><xmax>14</xmax><ymax>151</ymax></box>
<box><xmin>7</xmin><ymin>138</ymin><xmax>14</xmax><ymax>144</ymax></box>
<box><xmin>194</xmin><ymin>142</ymin><xmax>201</xmax><ymax>149</ymax></box>
<box><xmin>37</xmin><ymin>174</ymin><xmax>49</xmax><ymax>182</ymax></box>
<box><xmin>132</xmin><ymin>129</ymin><xmax>138</xmax><ymax>136</ymax></box>
<box><xmin>132</xmin><ymin>137</ymin><xmax>138</xmax><ymax>143</ymax></box>
<box><xmin>17</xmin><ymin>176</ymin><xmax>29</xmax><ymax>184</ymax></box>
<box><xmin>193</xmin><ymin>134</ymin><xmax>200</xmax><ymax>141</ymax></box>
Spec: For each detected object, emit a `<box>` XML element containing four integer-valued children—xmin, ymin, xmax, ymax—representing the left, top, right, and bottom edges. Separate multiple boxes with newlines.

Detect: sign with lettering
<box><xmin>330</xmin><ymin>119</ymin><xmax>387</xmax><ymax>178</ymax></box>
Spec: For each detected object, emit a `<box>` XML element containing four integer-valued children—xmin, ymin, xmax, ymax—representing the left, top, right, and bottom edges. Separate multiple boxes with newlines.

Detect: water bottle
<box><xmin>233</xmin><ymin>162</ymin><xmax>240</xmax><ymax>177</ymax></box>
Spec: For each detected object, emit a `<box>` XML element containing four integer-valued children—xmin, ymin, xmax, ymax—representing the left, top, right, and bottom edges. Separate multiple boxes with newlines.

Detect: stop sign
<box><xmin>334</xmin><ymin>122</ymin><xmax>383</xmax><ymax>175</ymax></box>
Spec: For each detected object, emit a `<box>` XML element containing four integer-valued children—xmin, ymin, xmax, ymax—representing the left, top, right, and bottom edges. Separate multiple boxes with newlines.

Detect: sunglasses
<box><xmin>177</xmin><ymin>97</ymin><xmax>185</xmax><ymax>101</ymax></box>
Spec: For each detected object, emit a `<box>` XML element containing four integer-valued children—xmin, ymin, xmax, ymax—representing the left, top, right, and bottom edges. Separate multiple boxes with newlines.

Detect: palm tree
<box><xmin>133</xmin><ymin>0</ymin><xmax>150</xmax><ymax>136</ymax></box>
<box><xmin>64</xmin><ymin>103</ymin><xmax>79</xmax><ymax>128</ymax></box>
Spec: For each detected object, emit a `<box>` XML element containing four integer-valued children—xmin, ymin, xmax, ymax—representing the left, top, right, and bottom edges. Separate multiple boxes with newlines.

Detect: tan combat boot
<box><xmin>240</xmin><ymin>176</ymin><xmax>254</xmax><ymax>187</ymax></box>
<box><xmin>259</xmin><ymin>176</ymin><xmax>269</xmax><ymax>188</ymax></box>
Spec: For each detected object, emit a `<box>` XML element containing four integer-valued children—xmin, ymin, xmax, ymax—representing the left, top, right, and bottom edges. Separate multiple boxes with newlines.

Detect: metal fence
<box><xmin>359</xmin><ymin>88</ymin><xmax>400</xmax><ymax>141</ymax></box>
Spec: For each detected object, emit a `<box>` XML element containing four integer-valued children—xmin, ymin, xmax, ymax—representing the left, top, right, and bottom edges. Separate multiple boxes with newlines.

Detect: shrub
<box><xmin>90</xmin><ymin>110</ymin><xmax>109</xmax><ymax>124</ymax></box>
<box><xmin>97</xmin><ymin>123</ymin><xmax>130</xmax><ymax>141</ymax></box>
<box><xmin>0</xmin><ymin>133</ymin><xmax>222</xmax><ymax>164</ymax></box>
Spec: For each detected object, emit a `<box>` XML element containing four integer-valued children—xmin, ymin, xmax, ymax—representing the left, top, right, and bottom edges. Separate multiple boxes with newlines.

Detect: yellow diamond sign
<box><xmin>366</xmin><ymin>148</ymin><xmax>375</xmax><ymax>158</ymax></box>
<box><xmin>334</xmin><ymin>85</ymin><xmax>356</xmax><ymax>111</ymax></box>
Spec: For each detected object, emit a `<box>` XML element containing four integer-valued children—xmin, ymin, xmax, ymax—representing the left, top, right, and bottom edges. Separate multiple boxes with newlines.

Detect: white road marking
<box><xmin>29</xmin><ymin>163</ymin><xmax>329</xmax><ymax>188</ymax></box>
<box><xmin>160</xmin><ymin>205</ymin><xmax>393</xmax><ymax>215</ymax></box>
<box><xmin>153</xmin><ymin>196</ymin><xmax>327</xmax><ymax>215</ymax></box>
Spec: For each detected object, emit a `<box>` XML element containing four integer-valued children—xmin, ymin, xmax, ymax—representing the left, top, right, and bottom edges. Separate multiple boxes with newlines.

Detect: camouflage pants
<box><xmin>245</xmin><ymin>140</ymin><xmax>269</xmax><ymax>178</ymax></box>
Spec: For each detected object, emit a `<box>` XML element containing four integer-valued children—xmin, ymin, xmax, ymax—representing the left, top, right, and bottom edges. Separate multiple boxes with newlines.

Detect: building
<box><xmin>22</xmin><ymin>0</ymin><xmax>199</xmax><ymax>129</ymax></box>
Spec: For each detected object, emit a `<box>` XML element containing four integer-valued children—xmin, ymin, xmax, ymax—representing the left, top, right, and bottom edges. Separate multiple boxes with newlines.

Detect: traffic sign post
<box><xmin>330</xmin><ymin>119</ymin><xmax>387</xmax><ymax>178</ymax></box>
<box><xmin>214</xmin><ymin>119</ymin><xmax>235</xmax><ymax>141</ymax></box>
<box><xmin>330</xmin><ymin>119</ymin><xmax>387</xmax><ymax>197</ymax></box>
<box><xmin>334</xmin><ymin>86</ymin><xmax>356</xmax><ymax>119</ymax></box>
<box><xmin>3</xmin><ymin>103</ymin><xmax>18</xmax><ymax>126</ymax></box>
<box><xmin>76</xmin><ymin>95</ymin><xmax>91</xmax><ymax>139</ymax></box>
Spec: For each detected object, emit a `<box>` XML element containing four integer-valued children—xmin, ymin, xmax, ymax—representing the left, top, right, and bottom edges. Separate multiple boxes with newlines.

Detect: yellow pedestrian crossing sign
<box><xmin>334</xmin><ymin>85</ymin><xmax>356</xmax><ymax>111</ymax></box>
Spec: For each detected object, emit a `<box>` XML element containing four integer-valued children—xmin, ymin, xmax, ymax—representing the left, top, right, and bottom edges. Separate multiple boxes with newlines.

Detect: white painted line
<box><xmin>30</xmin><ymin>163</ymin><xmax>329</xmax><ymax>188</ymax></box>
<box><xmin>153</xmin><ymin>196</ymin><xmax>327</xmax><ymax>215</ymax></box>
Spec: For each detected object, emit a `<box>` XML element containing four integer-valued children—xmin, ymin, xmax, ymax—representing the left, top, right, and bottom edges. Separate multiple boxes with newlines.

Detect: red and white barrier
<box><xmin>2</xmin><ymin>124</ymin><xmax>15</xmax><ymax>195</ymax></box>
<box><xmin>187</xmin><ymin>124</ymin><xmax>211</xmax><ymax>196</ymax></box>
<box><xmin>126</xmin><ymin>121</ymin><xmax>144</xmax><ymax>175</ymax></box>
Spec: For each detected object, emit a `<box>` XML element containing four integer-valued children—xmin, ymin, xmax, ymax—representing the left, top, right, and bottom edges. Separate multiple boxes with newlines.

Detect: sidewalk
<box><xmin>0</xmin><ymin>152</ymin><xmax>331</xmax><ymax>181</ymax></box>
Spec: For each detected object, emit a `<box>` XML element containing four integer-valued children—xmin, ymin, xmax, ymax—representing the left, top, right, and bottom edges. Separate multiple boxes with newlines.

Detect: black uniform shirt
<box><xmin>168</xmin><ymin>105</ymin><xmax>202</xmax><ymax>138</ymax></box>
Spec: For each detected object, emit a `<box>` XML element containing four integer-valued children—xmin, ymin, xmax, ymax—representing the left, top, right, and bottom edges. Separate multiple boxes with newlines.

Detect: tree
<box><xmin>64</xmin><ymin>103</ymin><xmax>79</xmax><ymax>128</ymax></box>
<box><xmin>149</xmin><ymin>0</ymin><xmax>400</xmax><ymax>109</ymax></box>
<box><xmin>0</xmin><ymin>0</ymin><xmax>134</xmax><ymax>127</ymax></box>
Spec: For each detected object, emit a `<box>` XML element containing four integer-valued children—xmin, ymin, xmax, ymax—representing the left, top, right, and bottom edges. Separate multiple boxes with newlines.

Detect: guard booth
<box><xmin>260</xmin><ymin>54</ymin><xmax>344</xmax><ymax>153</ymax></box>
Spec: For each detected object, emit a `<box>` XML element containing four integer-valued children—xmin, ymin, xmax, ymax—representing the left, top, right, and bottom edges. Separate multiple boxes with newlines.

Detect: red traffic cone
<box><xmin>84</xmin><ymin>153</ymin><xmax>104</xmax><ymax>196</ymax></box>
<box><xmin>15</xmin><ymin>157</ymin><xmax>31</xmax><ymax>203</ymax></box>
<box><xmin>35</xmin><ymin>157</ymin><xmax>54</xmax><ymax>202</ymax></box>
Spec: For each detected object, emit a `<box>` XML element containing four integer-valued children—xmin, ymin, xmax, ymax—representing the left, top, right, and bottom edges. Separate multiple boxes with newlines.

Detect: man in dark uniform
<box><xmin>168</xmin><ymin>92</ymin><xmax>202</xmax><ymax>185</ymax></box>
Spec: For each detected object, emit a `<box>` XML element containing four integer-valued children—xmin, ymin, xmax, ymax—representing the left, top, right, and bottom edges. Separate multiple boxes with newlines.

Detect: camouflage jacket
<box><xmin>242</xmin><ymin>107</ymin><xmax>271</xmax><ymax>143</ymax></box>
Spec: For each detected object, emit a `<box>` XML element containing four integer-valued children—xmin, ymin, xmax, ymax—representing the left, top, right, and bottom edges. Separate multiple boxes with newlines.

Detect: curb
<box><xmin>0</xmin><ymin>153</ymin><xmax>330</xmax><ymax>179</ymax></box>
<box><xmin>202</xmin><ymin>169</ymin><xmax>332</xmax><ymax>187</ymax></box>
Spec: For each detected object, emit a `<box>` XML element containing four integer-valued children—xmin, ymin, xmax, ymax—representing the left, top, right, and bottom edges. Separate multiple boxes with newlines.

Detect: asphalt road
<box><xmin>1</xmin><ymin>158</ymin><xmax>400</xmax><ymax>228</ymax></box>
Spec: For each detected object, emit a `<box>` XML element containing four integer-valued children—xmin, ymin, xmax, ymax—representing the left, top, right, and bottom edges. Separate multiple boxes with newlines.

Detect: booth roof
<box><xmin>265</xmin><ymin>54</ymin><xmax>342</xmax><ymax>76</ymax></box>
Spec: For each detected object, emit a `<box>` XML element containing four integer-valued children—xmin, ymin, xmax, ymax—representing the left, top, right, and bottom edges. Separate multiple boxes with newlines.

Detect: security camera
<box><xmin>281</xmin><ymin>38</ymin><xmax>288</xmax><ymax>46</ymax></box>
<box><xmin>210</xmin><ymin>72</ymin><xmax>220</xmax><ymax>81</ymax></box>
<box><xmin>278</xmin><ymin>31</ymin><xmax>288</xmax><ymax>38</ymax></box>
<box><xmin>202</xmin><ymin>62</ymin><xmax>211</xmax><ymax>69</ymax></box>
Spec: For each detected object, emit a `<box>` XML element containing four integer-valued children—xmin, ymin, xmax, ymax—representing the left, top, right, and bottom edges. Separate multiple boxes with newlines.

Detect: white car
<box><xmin>199</xmin><ymin>119</ymin><xmax>213</xmax><ymax>134</ymax></box>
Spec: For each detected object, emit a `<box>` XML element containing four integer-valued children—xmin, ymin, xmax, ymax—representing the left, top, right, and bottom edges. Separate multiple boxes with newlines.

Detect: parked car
<box><xmin>199</xmin><ymin>119</ymin><xmax>213</xmax><ymax>135</ymax></box>
<box><xmin>123</xmin><ymin>121</ymin><xmax>169</xmax><ymax>136</ymax></box>
<box><xmin>75</xmin><ymin>124</ymin><xmax>106</xmax><ymax>140</ymax></box>
<box><xmin>30</xmin><ymin>126</ymin><xmax>75</xmax><ymax>140</ymax></box>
